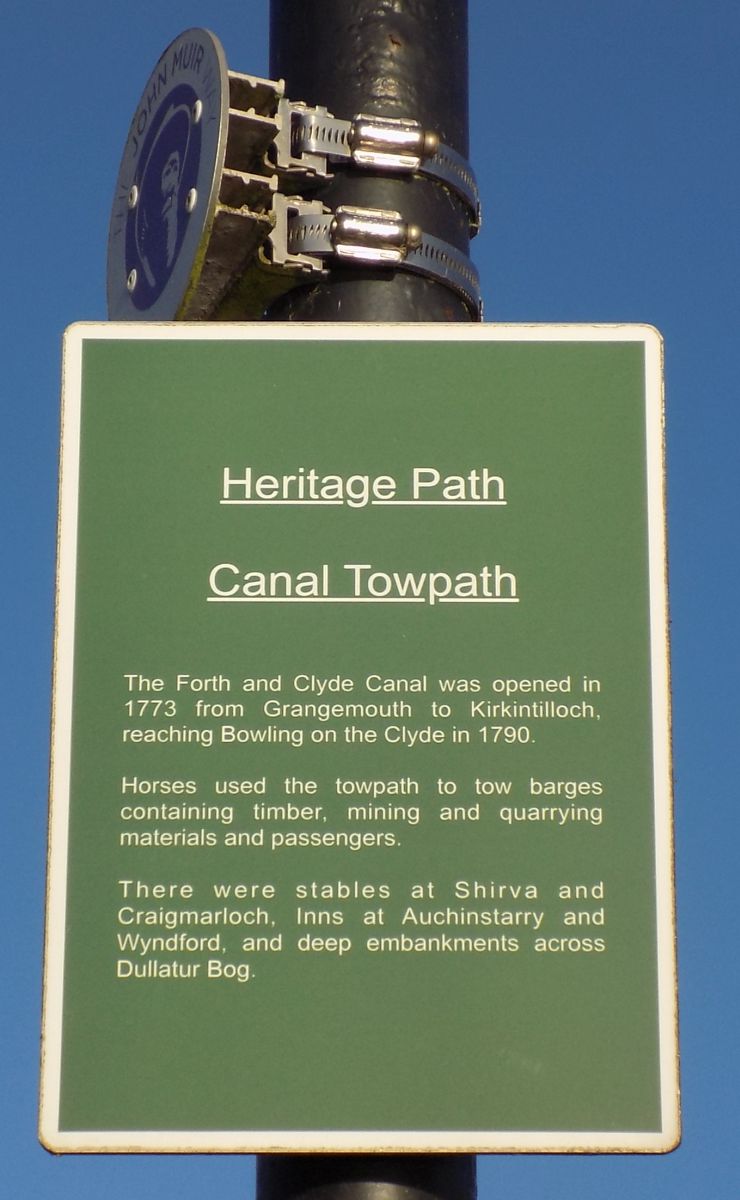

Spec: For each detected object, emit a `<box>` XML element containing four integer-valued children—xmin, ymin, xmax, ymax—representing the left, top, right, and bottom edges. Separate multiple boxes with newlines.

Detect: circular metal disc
<box><xmin>107</xmin><ymin>29</ymin><xmax>229</xmax><ymax>320</ymax></box>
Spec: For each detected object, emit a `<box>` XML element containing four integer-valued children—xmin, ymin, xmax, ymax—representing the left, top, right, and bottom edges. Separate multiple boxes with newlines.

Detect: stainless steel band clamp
<box><xmin>273</xmin><ymin>106</ymin><xmax>481</xmax><ymax>233</ymax></box>
<box><xmin>263</xmin><ymin>197</ymin><xmax>481</xmax><ymax>319</ymax></box>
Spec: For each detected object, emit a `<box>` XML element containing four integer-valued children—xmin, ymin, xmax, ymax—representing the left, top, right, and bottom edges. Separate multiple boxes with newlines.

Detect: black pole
<box><xmin>266</xmin><ymin>0</ymin><xmax>473</xmax><ymax>322</ymax></box>
<box><xmin>259</xmin><ymin>3</ymin><xmax>477</xmax><ymax>1199</ymax></box>
<box><xmin>257</xmin><ymin>1154</ymin><xmax>477</xmax><ymax>1200</ymax></box>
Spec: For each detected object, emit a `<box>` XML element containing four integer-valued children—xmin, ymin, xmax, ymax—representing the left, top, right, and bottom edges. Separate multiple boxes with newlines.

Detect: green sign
<box><xmin>41</xmin><ymin>324</ymin><xmax>678</xmax><ymax>1153</ymax></box>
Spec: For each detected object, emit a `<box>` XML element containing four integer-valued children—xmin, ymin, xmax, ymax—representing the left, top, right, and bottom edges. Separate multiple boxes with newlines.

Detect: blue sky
<box><xmin>3</xmin><ymin>1</ymin><xmax>738</xmax><ymax>1196</ymax></box>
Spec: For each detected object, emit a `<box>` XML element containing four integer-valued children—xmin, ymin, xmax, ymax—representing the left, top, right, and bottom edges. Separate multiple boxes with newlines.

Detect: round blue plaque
<box><xmin>107</xmin><ymin>29</ymin><xmax>229</xmax><ymax>319</ymax></box>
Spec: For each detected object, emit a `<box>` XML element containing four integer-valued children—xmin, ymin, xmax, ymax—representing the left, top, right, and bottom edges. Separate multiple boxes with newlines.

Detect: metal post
<box><xmin>257</xmin><ymin>1153</ymin><xmax>477</xmax><ymax>1200</ymax></box>
<box><xmin>266</xmin><ymin>0</ymin><xmax>474</xmax><ymax>322</ymax></box>
<box><xmin>259</xmin><ymin>2</ymin><xmax>477</xmax><ymax>1198</ymax></box>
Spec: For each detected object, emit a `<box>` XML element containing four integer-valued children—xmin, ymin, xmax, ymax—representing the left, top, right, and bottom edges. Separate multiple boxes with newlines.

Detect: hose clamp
<box><xmin>275</xmin><ymin>104</ymin><xmax>481</xmax><ymax>232</ymax></box>
<box><xmin>261</xmin><ymin>199</ymin><xmax>481</xmax><ymax>319</ymax></box>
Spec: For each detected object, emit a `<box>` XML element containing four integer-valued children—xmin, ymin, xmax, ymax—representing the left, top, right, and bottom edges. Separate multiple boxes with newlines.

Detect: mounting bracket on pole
<box><xmin>106</xmin><ymin>28</ymin><xmax>481</xmax><ymax>321</ymax></box>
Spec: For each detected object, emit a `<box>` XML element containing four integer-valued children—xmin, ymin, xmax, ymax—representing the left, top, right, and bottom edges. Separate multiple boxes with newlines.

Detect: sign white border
<box><xmin>41</xmin><ymin>322</ymin><xmax>679</xmax><ymax>1154</ymax></box>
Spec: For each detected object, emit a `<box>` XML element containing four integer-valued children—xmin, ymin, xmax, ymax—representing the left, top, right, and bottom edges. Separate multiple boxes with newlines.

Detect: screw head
<box><xmin>406</xmin><ymin>223</ymin><xmax>423</xmax><ymax>251</ymax></box>
<box><xmin>126</xmin><ymin>268</ymin><xmax>137</xmax><ymax>292</ymax></box>
<box><xmin>185</xmin><ymin>188</ymin><xmax>198</xmax><ymax>213</ymax></box>
<box><xmin>127</xmin><ymin>185</ymin><xmax>139</xmax><ymax>209</ymax></box>
<box><xmin>192</xmin><ymin>99</ymin><xmax>203</xmax><ymax>124</ymax></box>
<box><xmin>421</xmin><ymin>130</ymin><xmax>440</xmax><ymax>159</ymax></box>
